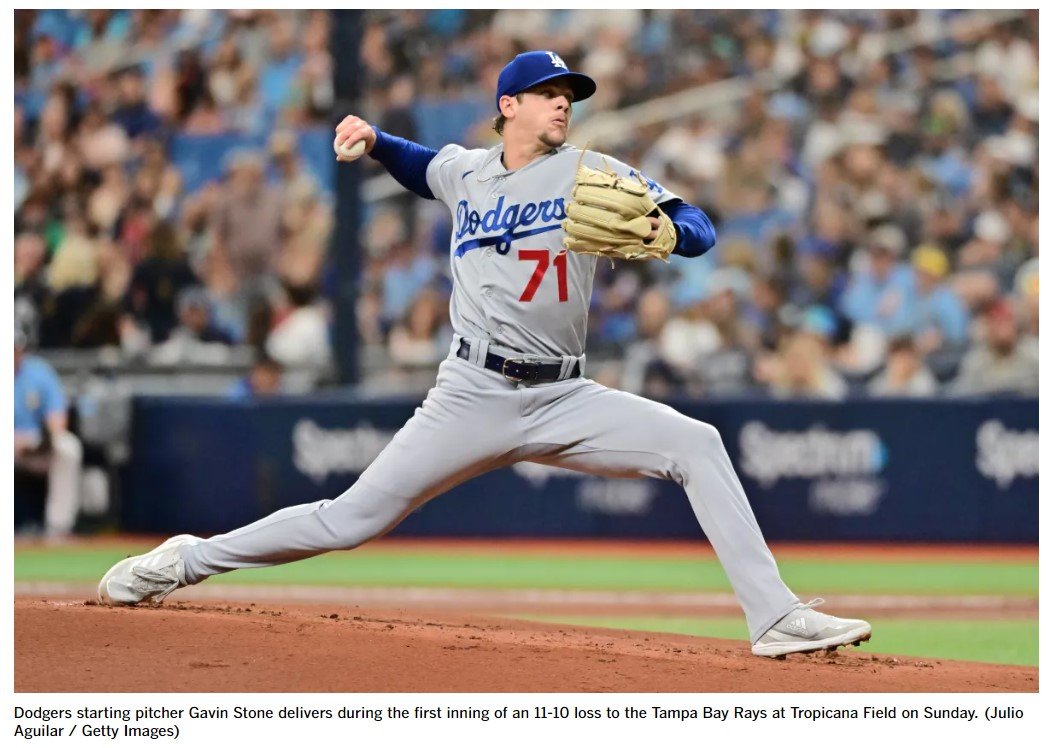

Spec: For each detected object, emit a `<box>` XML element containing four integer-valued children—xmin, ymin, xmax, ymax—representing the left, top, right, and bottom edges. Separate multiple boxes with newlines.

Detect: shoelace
<box><xmin>132</xmin><ymin>564</ymin><xmax>181</xmax><ymax>603</ymax></box>
<box><xmin>796</xmin><ymin>598</ymin><xmax>825</xmax><ymax>610</ymax></box>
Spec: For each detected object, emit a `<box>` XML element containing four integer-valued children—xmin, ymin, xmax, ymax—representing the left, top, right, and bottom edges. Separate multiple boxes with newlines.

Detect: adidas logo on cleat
<box><xmin>785</xmin><ymin>617</ymin><xmax>809</xmax><ymax>636</ymax></box>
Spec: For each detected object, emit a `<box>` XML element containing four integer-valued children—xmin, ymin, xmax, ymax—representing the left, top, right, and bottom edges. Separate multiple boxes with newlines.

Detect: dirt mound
<box><xmin>14</xmin><ymin>597</ymin><xmax>1037</xmax><ymax>692</ymax></box>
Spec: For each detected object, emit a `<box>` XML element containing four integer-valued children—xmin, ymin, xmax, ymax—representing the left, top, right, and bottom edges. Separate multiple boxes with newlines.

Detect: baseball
<box><xmin>337</xmin><ymin>139</ymin><xmax>367</xmax><ymax>161</ymax></box>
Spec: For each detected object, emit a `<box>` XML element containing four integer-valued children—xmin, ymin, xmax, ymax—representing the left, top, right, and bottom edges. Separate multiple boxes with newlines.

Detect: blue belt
<box><xmin>457</xmin><ymin>341</ymin><xmax>580</xmax><ymax>384</ymax></box>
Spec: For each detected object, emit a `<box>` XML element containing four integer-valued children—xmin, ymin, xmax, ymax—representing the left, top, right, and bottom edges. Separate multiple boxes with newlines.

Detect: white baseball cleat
<box><xmin>751</xmin><ymin>598</ymin><xmax>871</xmax><ymax>658</ymax></box>
<box><xmin>97</xmin><ymin>534</ymin><xmax>200</xmax><ymax>606</ymax></box>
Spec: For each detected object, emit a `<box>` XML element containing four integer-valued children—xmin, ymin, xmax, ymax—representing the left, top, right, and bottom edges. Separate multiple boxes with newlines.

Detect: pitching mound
<box><xmin>14</xmin><ymin>597</ymin><xmax>1037</xmax><ymax>692</ymax></box>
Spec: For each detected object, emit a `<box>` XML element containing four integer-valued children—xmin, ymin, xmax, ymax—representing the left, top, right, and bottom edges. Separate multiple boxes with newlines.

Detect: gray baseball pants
<box><xmin>181</xmin><ymin>348</ymin><xmax>799</xmax><ymax>642</ymax></box>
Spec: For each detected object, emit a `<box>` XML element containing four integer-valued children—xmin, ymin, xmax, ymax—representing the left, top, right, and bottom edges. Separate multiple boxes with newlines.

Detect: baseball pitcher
<box><xmin>99</xmin><ymin>51</ymin><xmax>870</xmax><ymax>658</ymax></box>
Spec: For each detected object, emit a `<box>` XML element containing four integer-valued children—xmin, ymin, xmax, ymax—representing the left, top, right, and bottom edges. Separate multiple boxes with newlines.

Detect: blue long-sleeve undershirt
<box><xmin>369</xmin><ymin>126</ymin><xmax>437</xmax><ymax>200</ymax></box>
<box><xmin>662</xmin><ymin>199</ymin><xmax>716</xmax><ymax>258</ymax></box>
<box><xmin>368</xmin><ymin>129</ymin><xmax>716</xmax><ymax>257</ymax></box>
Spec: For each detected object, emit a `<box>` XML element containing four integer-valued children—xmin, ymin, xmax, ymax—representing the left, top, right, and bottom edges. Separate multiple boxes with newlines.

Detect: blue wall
<box><xmin>170</xmin><ymin>128</ymin><xmax>336</xmax><ymax>195</ymax></box>
<box><xmin>124</xmin><ymin>396</ymin><xmax>1038</xmax><ymax>542</ymax></box>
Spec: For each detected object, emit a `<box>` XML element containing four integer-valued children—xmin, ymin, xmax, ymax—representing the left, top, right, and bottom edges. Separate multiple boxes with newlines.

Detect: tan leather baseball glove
<box><xmin>562</xmin><ymin>159</ymin><xmax>676</xmax><ymax>262</ymax></box>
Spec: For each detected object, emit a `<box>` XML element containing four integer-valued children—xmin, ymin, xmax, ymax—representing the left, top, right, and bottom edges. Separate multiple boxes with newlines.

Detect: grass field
<box><xmin>14</xmin><ymin>541</ymin><xmax>1038</xmax><ymax>666</ymax></box>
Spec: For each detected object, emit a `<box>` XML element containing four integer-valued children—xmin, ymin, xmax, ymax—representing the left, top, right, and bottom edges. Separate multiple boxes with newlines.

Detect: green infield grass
<box><xmin>13</xmin><ymin>545</ymin><xmax>1039</xmax><ymax>596</ymax></box>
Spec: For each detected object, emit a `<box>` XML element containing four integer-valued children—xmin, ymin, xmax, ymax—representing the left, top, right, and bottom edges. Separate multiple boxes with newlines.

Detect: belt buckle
<box><xmin>501</xmin><ymin>358</ymin><xmax>526</xmax><ymax>383</ymax></box>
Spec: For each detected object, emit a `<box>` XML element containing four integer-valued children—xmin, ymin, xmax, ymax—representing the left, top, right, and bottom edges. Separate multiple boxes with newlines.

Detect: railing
<box><xmin>40</xmin><ymin>346</ymin><xmax>332</xmax><ymax>398</ymax></box>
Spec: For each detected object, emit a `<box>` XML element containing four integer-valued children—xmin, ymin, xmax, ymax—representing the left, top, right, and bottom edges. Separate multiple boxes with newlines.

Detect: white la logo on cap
<box><xmin>547</xmin><ymin>52</ymin><xmax>566</xmax><ymax>69</ymax></box>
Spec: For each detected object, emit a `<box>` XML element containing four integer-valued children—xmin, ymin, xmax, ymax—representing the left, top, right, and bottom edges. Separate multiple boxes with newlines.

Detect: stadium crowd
<box><xmin>14</xmin><ymin>9</ymin><xmax>1039</xmax><ymax>400</ymax></box>
<box><xmin>357</xmin><ymin>9</ymin><xmax>1038</xmax><ymax>397</ymax></box>
<box><xmin>14</xmin><ymin>9</ymin><xmax>335</xmax><ymax>380</ymax></box>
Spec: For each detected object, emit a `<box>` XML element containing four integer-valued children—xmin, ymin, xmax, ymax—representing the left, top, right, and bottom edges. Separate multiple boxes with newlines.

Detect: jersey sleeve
<box><xmin>584</xmin><ymin>149</ymin><xmax>714</xmax><ymax>257</ymax></box>
<box><xmin>589</xmin><ymin>152</ymin><xmax>681</xmax><ymax>206</ymax></box>
<box><xmin>36</xmin><ymin>361</ymin><xmax>67</xmax><ymax>418</ymax></box>
<box><xmin>425</xmin><ymin>144</ymin><xmax>469</xmax><ymax>206</ymax></box>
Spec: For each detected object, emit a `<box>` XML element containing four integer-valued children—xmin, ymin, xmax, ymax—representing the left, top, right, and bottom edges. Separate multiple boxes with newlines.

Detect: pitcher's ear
<box><xmin>498</xmin><ymin>94</ymin><xmax>518</xmax><ymax>118</ymax></box>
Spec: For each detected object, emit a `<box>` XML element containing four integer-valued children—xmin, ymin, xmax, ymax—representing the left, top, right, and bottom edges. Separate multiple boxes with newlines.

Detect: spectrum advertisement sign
<box><xmin>125</xmin><ymin>396</ymin><xmax>1037</xmax><ymax>542</ymax></box>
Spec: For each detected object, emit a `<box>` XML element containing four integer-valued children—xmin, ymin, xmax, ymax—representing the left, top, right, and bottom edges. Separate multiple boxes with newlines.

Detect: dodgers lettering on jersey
<box><xmin>454</xmin><ymin>196</ymin><xmax>567</xmax><ymax>257</ymax></box>
<box><xmin>426</xmin><ymin>143</ymin><xmax>679</xmax><ymax>358</ymax></box>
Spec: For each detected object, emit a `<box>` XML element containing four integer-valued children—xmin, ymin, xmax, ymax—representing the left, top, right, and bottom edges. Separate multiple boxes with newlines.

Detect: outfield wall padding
<box><xmin>123</xmin><ymin>395</ymin><xmax>1037</xmax><ymax>542</ymax></box>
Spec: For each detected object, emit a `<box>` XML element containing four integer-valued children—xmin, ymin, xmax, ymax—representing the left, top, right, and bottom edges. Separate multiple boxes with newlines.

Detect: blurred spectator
<box><xmin>183</xmin><ymin>89</ymin><xmax>227</xmax><ymax>134</ymax></box>
<box><xmin>15</xmin><ymin>9</ymin><xmax>335</xmax><ymax>366</ymax></box>
<box><xmin>14</xmin><ymin>322</ymin><xmax>83</xmax><ymax>538</ymax></box>
<box><xmin>87</xmin><ymin>165</ymin><xmax>129</xmax><ymax>234</ymax></box>
<box><xmin>169</xmin><ymin>49</ymin><xmax>209</xmax><ymax>122</ymax></box>
<box><xmin>951</xmin><ymin>299</ymin><xmax>1037</xmax><ymax>395</ymax></box>
<box><xmin>277</xmin><ymin>165</ymin><xmax>331</xmax><ymax>292</ymax></box>
<box><xmin>77</xmin><ymin>101</ymin><xmax>130</xmax><ymax>169</ymax></box>
<box><xmin>122</xmin><ymin>221</ymin><xmax>199</xmax><ymax>345</ymax></box>
<box><xmin>375</xmin><ymin>220</ymin><xmax>439</xmax><ymax>329</ymax></box>
<box><xmin>292</xmin><ymin>11</ymin><xmax>335</xmax><ymax>124</ymax></box>
<box><xmin>658</xmin><ymin>294</ymin><xmax>719</xmax><ymax>379</ymax></box>
<box><xmin>837</xmin><ymin>224</ymin><xmax>914</xmax><ymax>376</ymax></box>
<box><xmin>840</xmin><ymin>224</ymin><xmax>914</xmax><ymax>330</ymax></box>
<box><xmin>14</xmin><ymin>232</ymin><xmax>49</xmax><ymax>308</ymax></box>
<box><xmin>388</xmin><ymin>287</ymin><xmax>449</xmax><ymax>369</ymax></box>
<box><xmin>909</xmin><ymin>244</ymin><xmax>969</xmax><ymax>348</ymax></box>
<box><xmin>620</xmin><ymin>287</ymin><xmax>673</xmax><ymax>395</ymax></box>
<box><xmin>746</xmin><ymin>273</ymin><xmax>789</xmax><ymax>350</ymax></box>
<box><xmin>268</xmin><ymin>130</ymin><xmax>318</xmax><ymax>199</ymax></box>
<box><xmin>210</xmin><ymin>150</ymin><xmax>286</xmax><ymax>291</ymax></box>
<box><xmin>228</xmin><ymin>352</ymin><xmax>284</xmax><ymax>400</ymax></box>
<box><xmin>265</xmin><ymin>280</ymin><xmax>332</xmax><ymax>369</ymax></box>
<box><xmin>769</xmin><ymin>331</ymin><xmax>847</xmax><ymax>400</ymax></box>
<box><xmin>227</xmin><ymin>67</ymin><xmax>266</xmax><ymax>136</ymax></box>
<box><xmin>908</xmin><ymin>243</ymin><xmax>969</xmax><ymax>378</ymax></box>
<box><xmin>717</xmin><ymin>173</ymin><xmax>797</xmax><ymax>248</ymax></box>
<box><xmin>591</xmin><ymin>268</ymin><xmax>644</xmax><ymax>345</ymax></box>
<box><xmin>149</xmin><ymin>286</ymin><xmax>234</xmax><ymax>365</ymax></box>
<box><xmin>971</xmin><ymin>75</ymin><xmax>1014</xmax><ymax>137</ymax></box>
<box><xmin>791</xmin><ymin>237</ymin><xmax>847</xmax><ymax>336</ymax></box>
<box><xmin>1013</xmin><ymin>257</ymin><xmax>1037</xmax><ymax>337</ymax></box>
<box><xmin>956</xmin><ymin>210</ymin><xmax>1022</xmax><ymax>299</ymax></box>
<box><xmin>692</xmin><ymin>268</ymin><xmax>757</xmax><ymax>395</ymax></box>
<box><xmin>110</xmin><ymin>66</ymin><xmax>163</xmax><ymax>139</ymax></box>
<box><xmin>379</xmin><ymin>75</ymin><xmax>419</xmax><ymax>142</ymax></box>
<box><xmin>37</xmin><ymin>215</ymin><xmax>105</xmax><ymax>348</ymax></box>
<box><xmin>762</xmin><ymin>308</ymin><xmax>847</xmax><ymax>400</ymax></box>
<box><xmin>258</xmin><ymin>16</ymin><xmax>302</xmax><ymax>119</ymax></box>
<box><xmin>12</xmin><ymin>9</ymin><xmax>1040</xmax><ymax>402</ymax></box>
<box><xmin>867</xmin><ymin>336</ymin><xmax>939</xmax><ymax>397</ymax></box>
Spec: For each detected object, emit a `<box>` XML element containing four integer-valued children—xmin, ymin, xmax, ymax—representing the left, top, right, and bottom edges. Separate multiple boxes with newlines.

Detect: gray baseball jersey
<box><xmin>427</xmin><ymin>143</ymin><xmax>679</xmax><ymax>358</ymax></box>
<box><xmin>178</xmin><ymin>139</ymin><xmax>802</xmax><ymax>643</ymax></box>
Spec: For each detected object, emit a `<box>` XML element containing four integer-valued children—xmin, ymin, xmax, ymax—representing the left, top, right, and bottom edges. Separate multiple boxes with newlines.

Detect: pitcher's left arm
<box><xmin>661</xmin><ymin>199</ymin><xmax>716</xmax><ymax>258</ymax></box>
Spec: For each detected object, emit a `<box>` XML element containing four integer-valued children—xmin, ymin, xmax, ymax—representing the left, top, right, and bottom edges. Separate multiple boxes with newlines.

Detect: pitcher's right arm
<box><xmin>334</xmin><ymin>115</ymin><xmax>437</xmax><ymax>200</ymax></box>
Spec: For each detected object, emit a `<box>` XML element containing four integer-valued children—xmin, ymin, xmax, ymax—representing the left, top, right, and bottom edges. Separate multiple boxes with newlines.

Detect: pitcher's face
<box><xmin>503</xmin><ymin>81</ymin><xmax>574</xmax><ymax>148</ymax></box>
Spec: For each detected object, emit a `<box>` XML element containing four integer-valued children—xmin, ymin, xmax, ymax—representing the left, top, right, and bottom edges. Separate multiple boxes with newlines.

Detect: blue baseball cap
<box><xmin>496</xmin><ymin>51</ymin><xmax>596</xmax><ymax>112</ymax></box>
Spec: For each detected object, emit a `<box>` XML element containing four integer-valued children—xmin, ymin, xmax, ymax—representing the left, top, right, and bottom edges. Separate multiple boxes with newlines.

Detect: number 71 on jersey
<box><xmin>518</xmin><ymin>249</ymin><xmax>568</xmax><ymax>302</ymax></box>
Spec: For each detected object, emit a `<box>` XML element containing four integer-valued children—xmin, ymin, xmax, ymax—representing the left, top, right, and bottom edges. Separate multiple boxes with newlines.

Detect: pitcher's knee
<box><xmin>653</xmin><ymin>420</ymin><xmax>723</xmax><ymax>479</ymax></box>
<box><xmin>681</xmin><ymin>420</ymin><xmax>724</xmax><ymax>454</ymax></box>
